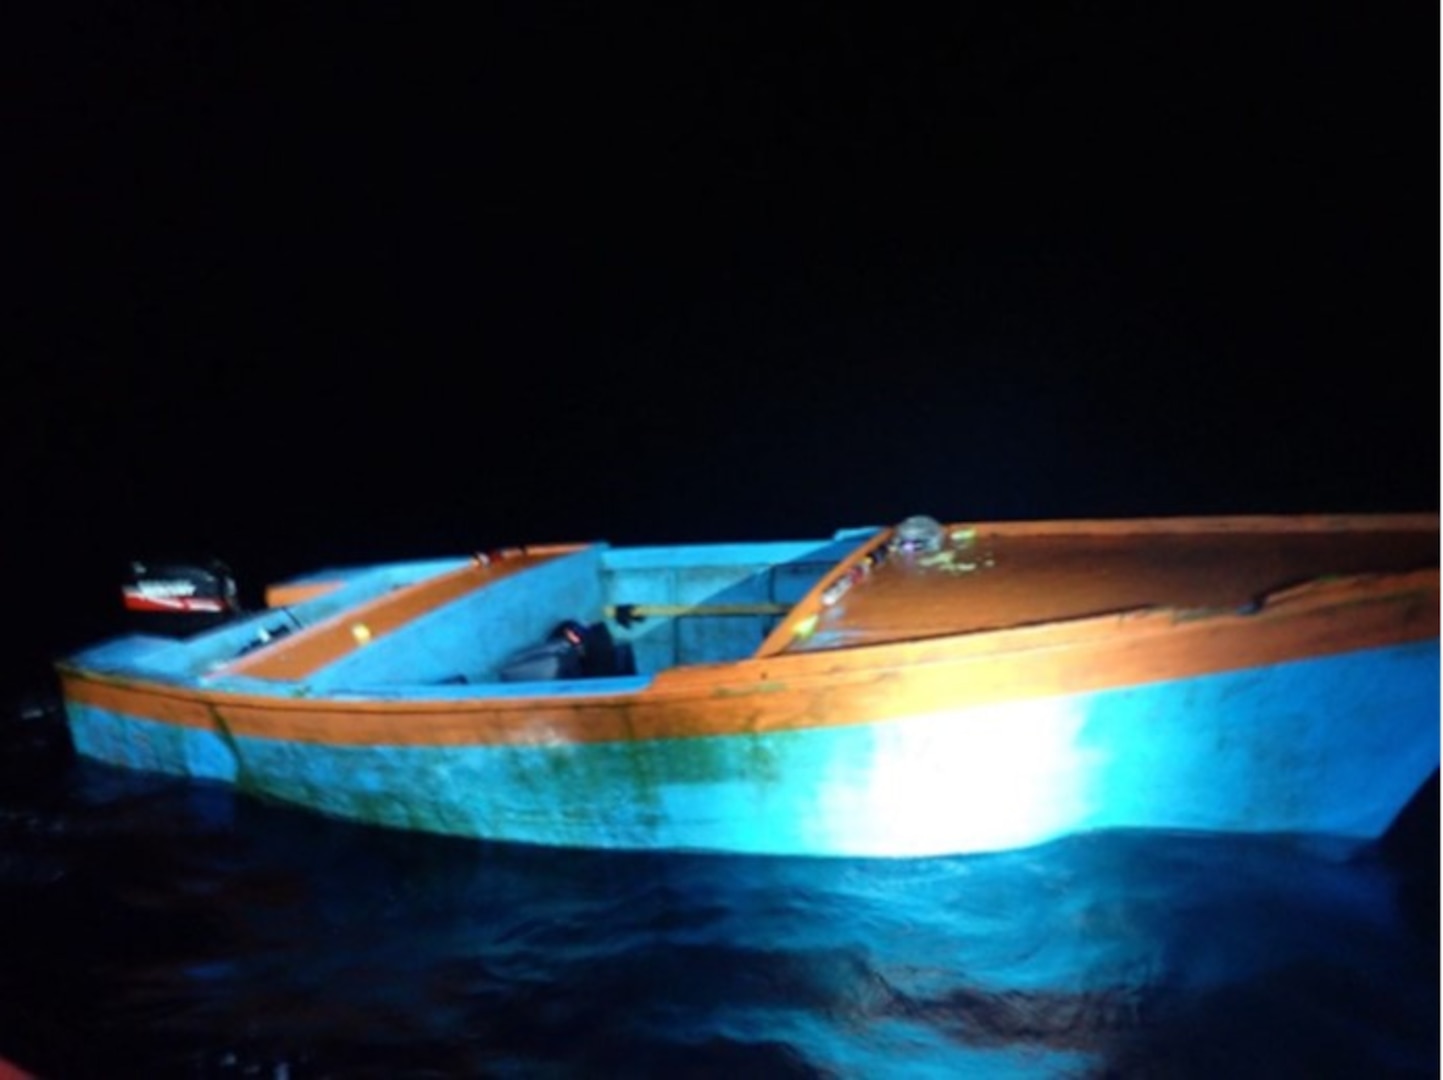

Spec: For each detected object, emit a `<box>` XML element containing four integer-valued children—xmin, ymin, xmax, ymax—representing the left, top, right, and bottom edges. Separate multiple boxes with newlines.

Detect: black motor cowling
<box><xmin>122</xmin><ymin>559</ymin><xmax>240</xmax><ymax>637</ymax></box>
<box><xmin>498</xmin><ymin>620</ymin><xmax>635</xmax><ymax>683</ymax></box>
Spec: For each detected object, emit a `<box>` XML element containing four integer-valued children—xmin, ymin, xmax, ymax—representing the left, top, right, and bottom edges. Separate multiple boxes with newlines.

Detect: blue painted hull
<box><xmin>66</xmin><ymin>641</ymin><xmax>1439</xmax><ymax>857</ymax></box>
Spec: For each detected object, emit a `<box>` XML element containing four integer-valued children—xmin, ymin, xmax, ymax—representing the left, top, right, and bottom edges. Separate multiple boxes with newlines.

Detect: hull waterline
<box><xmin>58</xmin><ymin>515</ymin><xmax>1440</xmax><ymax>857</ymax></box>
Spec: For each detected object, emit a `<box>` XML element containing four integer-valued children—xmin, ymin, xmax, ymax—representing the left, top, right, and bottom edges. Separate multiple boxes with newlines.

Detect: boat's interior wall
<box><xmin>602</xmin><ymin>539</ymin><xmax>857</xmax><ymax>670</ymax></box>
<box><xmin>307</xmin><ymin>549</ymin><xmax>606</xmax><ymax>689</ymax></box>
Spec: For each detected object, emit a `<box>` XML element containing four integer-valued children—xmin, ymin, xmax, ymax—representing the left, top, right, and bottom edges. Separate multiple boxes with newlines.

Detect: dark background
<box><xmin>7</xmin><ymin>4</ymin><xmax>1437</xmax><ymax>690</ymax></box>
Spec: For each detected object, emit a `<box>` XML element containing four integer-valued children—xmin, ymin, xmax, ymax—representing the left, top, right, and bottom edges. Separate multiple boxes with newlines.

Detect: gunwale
<box><xmin>59</xmin><ymin>556</ymin><xmax>1437</xmax><ymax>748</ymax></box>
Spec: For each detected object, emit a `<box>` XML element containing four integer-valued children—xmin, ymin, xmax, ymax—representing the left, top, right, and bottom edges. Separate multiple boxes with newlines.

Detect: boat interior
<box><xmin>71</xmin><ymin>516</ymin><xmax>1438</xmax><ymax>695</ymax></box>
<box><xmin>75</xmin><ymin>533</ymin><xmax>871</xmax><ymax>691</ymax></box>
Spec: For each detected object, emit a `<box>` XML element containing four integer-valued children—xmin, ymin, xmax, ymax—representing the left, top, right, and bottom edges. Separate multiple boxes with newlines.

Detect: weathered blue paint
<box><xmin>69</xmin><ymin>701</ymin><xmax>240</xmax><ymax>784</ymax></box>
<box><xmin>601</xmin><ymin>538</ymin><xmax>856</xmax><ymax>671</ymax></box>
<box><xmin>65</xmin><ymin>641</ymin><xmax>1439</xmax><ymax>857</ymax></box>
<box><xmin>280</xmin><ymin>674</ymin><xmax>656</xmax><ymax>701</ymax></box>
<box><xmin>598</xmin><ymin>537</ymin><xmax>862</xmax><ymax>572</ymax></box>
<box><xmin>309</xmin><ymin>549</ymin><xmax>607</xmax><ymax>689</ymax></box>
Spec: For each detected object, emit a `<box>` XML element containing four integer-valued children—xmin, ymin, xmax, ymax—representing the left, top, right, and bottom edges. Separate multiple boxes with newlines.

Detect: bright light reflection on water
<box><xmin>0</xmin><ymin>744</ymin><xmax>1435</xmax><ymax>1077</ymax></box>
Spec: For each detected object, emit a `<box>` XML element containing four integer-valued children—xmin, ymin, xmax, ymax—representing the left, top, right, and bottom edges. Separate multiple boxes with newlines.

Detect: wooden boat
<box><xmin>57</xmin><ymin>514</ymin><xmax>1439</xmax><ymax>857</ymax></box>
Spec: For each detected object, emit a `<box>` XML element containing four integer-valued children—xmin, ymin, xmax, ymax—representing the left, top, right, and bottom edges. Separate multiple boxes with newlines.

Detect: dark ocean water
<box><xmin>0</xmin><ymin>696</ymin><xmax>1436</xmax><ymax>1079</ymax></box>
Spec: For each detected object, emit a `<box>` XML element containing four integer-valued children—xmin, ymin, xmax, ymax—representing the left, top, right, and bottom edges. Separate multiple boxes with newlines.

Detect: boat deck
<box><xmin>787</xmin><ymin>517</ymin><xmax>1439</xmax><ymax>653</ymax></box>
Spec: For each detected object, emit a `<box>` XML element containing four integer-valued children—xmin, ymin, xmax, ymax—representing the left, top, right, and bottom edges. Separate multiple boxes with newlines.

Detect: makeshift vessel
<box><xmin>58</xmin><ymin>514</ymin><xmax>1439</xmax><ymax>857</ymax></box>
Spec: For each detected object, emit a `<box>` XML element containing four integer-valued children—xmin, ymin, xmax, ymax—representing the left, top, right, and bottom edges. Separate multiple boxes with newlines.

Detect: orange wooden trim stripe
<box><xmin>225</xmin><ymin>547</ymin><xmax>584</xmax><ymax>680</ymax></box>
<box><xmin>972</xmin><ymin>512</ymin><xmax>1439</xmax><ymax>538</ymax></box>
<box><xmin>518</xmin><ymin>542</ymin><xmax>593</xmax><ymax>555</ymax></box>
<box><xmin>61</xmin><ymin>571</ymin><xmax>1437</xmax><ymax>748</ymax></box>
<box><xmin>755</xmin><ymin>527</ymin><xmax>892</xmax><ymax>658</ymax></box>
<box><xmin>265</xmin><ymin>579</ymin><xmax>347</xmax><ymax>608</ymax></box>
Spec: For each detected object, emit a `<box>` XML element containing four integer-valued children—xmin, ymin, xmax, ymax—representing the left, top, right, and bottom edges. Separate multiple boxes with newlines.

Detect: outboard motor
<box><xmin>122</xmin><ymin>559</ymin><xmax>240</xmax><ymax>637</ymax></box>
<box><xmin>498</xmin><ymin>620</ymin><xmax>636</xmax><ymax>683</ymax></box>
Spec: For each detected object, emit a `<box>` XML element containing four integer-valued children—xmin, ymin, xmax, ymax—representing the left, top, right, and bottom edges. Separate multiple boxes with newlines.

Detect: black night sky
<box><xmin>8</xmin><ymin>5</ymin><xmax>1438</xmax><ymax>689</ymax></box>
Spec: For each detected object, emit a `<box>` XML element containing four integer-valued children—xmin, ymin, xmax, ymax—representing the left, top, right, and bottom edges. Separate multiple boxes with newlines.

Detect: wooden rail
<box><xmin>754</xmin><ymin>527</ymin><xmax>892</xmax><ymax>658</ymax></box>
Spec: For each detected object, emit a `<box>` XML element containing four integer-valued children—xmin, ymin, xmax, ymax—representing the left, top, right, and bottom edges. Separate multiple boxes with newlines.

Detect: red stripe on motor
<box><xmin>122</xmin><ymin>592</ymin><xmax>226</xmax><ymax>613</ymax></box>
